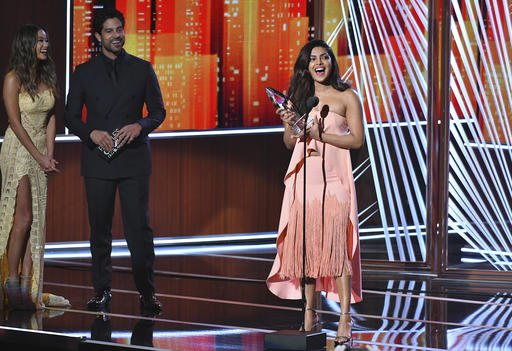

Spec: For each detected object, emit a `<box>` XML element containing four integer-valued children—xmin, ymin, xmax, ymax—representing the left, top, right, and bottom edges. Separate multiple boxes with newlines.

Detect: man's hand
<box><xmin>116</xmin><ymin>123</ymin><xmax>142</xmax><ymax>147</ymax></box>
<box><xmin>90</xmin><ymin>130</ymin><xmax>115</xmax><ymax>152</ymax></box>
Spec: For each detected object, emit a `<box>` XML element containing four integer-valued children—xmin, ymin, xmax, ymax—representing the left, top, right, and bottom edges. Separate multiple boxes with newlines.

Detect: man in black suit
<box><xmin>64</xmin><ymin>8</ymin><xmax>165</xmax><ymax>316</ymax></box>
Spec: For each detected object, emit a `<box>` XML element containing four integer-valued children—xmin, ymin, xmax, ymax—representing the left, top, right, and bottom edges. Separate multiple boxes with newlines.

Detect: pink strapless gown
<box><xmin>266</xmin><ymin>110</ymin><xmax>362</xmax><ymax>303</ymax></box>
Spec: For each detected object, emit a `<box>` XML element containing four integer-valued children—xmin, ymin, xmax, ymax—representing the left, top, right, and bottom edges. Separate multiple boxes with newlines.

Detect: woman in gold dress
<box><xmin>0</xmin><ymin>24</ymin><xmax>69</xmax><ymax>309</ymax></box>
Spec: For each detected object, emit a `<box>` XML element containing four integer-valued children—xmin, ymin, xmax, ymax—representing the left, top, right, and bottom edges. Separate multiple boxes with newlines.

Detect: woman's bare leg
<box><xmin>6</xmin><ymin>175</ymin><xmax>32</xmax><ymax>279</ymax></box>
<box><xmin>335</xmin><ymin>265</ymin><xmax>352</xmax><ymax>340</ymax></box>
<box><xmin>21</xmin><ymin>239</ymin><xmax>33</xmax><ymax>276</ymax></box>
<box><xmin>4</xmin><ymin>176</ymin><xmax>33</xmax><ymax>309</ymax></box>
<box><xmin>304</xmin><ymin>278</ymin><xmax>316</xmax><ymax>330</ymax></box>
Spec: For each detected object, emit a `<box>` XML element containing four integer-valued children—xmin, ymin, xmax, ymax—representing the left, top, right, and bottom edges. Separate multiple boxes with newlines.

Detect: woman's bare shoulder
<box><xmin>340</xmin><ymin>88</ymin><xmax>360</xmax><ymax>102</ymax></box>
<box><xmin>4</xmin><ymin>71</ymin><xmax>21</xmax><ymax>90</ymax></box>
<box><xmin>324</xmin><ymin>88</ymin><xmax>360</xmax><ymax>114</ymax></box>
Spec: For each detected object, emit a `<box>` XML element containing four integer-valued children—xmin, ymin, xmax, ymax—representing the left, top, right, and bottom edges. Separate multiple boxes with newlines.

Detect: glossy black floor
<box><xmin>2</xmin><ymin>236</ymin><xmax>512</xmax><ymax>351</ymax></box>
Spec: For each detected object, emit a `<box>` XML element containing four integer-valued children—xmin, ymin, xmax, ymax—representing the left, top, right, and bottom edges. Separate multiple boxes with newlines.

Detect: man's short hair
<box><xmin>92</xmin><ymin>8</ymin><xmax>125</xmax><ymax>35</ymax></box>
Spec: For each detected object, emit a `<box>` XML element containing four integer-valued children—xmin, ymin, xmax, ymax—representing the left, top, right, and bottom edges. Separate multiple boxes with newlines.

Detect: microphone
<box><xmin>305</xmin><ymin>96</ymin><xmax>319</xmax><ymax>114</ymax></box>
<box><xmin>320</xmin><ymin>104</ymin><xmax>329</xmax><ymax>119</ymax></box>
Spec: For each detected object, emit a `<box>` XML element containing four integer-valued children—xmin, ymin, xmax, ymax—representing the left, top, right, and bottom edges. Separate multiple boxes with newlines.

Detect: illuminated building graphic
<box><xmin>222</xmin><ymin>1</ymin><xmax>308</xmax><ymax>127</ymax></box>
<box><xmin>72</xmin><ymin>0</ymin><xmax>96</xmax><ymax>69</ymax></box>
<box><xmin>72</xmin><ymin>0</ymin><xmax>311</xmax><ymax>131</ymax></box>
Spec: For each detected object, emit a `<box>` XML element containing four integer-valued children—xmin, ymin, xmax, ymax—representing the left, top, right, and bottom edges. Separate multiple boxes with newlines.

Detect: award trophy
<box><xmin>265</xmin><ymin>87</ymin><xmax>313</xmax><ymax>135</ymax></box>
<box><xmin>97</xmin><ymin>127</ymin><xmax>123</xmax><ymax>161</ymax></box>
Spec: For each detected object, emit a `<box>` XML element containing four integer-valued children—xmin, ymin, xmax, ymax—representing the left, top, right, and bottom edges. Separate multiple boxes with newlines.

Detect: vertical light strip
<box><xmin>339</xmin><ymin>0</ymin><xmax>430</xmax><ymax>262</ymax></box>
<box><xmin>334</xmin><ymin>0</ymin><xmax>512</xmax><ymax>271</ymax></box>
<box><xmin>354</xmin><ymin>0</ymin><xmax>410</xmax><ymax>261</ymax></box>
<box><xmin>499</xmin><ymin>0</ymin><xmax>512</xmax><ymax>117</ymax></box>
<box><xmin>371</xmin><ymin>0</ymin><xmax>428</xmax><ymax>258</ymax></box>
<box><xmin>476</xmin><ymin>2</ymin><xmax>512</xmax><ymax>148</ymax></box>
<box><xmin>449</xmin><ymin>71</ymin><xmax>509</xmax><ymax>230</ymax></box>
<box><xmin>448</xmin><ymin>0</ymin><xmax>512</xmax><ymax>270</ymax></box>
<box><xmin>65</xmin><ymin>0</ymin><xmax>71</xmax><ymax>135</ymax></box>
<box><xmin>326</xmin><ymin>18</ymin><xmax>344</xmax><ymax>47</ymax></box>
<box><xmin>356</xmin><ymin>0</ymin><xmax>431</xmax><ymax>261</ymax></box>
<box><xmin>399</xmin><ymin>0</ymin><xmax>428</xmax><ymax>57</ymax></box>
<box><xmin>460</xmin><ymin>2</ymin><xmax>512</xmax><ymax>197</ymax></box>
<box><xmin>486</xmin><ymin>0</ymin><xmax>512</xmax><ymax>145</ymax></box>
<box><xmin>342</xmin><ymin>0</ymin><xmax>396</xmax><ymax>261</ymax></box>
<box><xmin>339</xmin><ymin>0</ymin><xmax>393</xmax><ymax>259</ymax></box>
<box><xmin>449</xmin><ymin>65</ymin><xmax>512</xmax><ymax>258</ymax></box>
<box><xmin>365</xmin><ymin>0</ymin><xmax>421</xmax><ymax>260</ymax></box>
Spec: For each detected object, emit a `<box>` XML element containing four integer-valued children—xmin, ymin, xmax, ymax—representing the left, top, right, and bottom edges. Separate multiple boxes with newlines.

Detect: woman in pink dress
<box><xmin>267</xmin><ymin>39</ymin><xmax>364</xmax><ymax>348</ymax></box>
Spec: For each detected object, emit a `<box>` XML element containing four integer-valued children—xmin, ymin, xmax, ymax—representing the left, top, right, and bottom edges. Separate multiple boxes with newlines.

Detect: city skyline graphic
<box><xmin>72</xmin><ymin>0</ymin><xmax>312</xmax><ymax>131</ymax></box>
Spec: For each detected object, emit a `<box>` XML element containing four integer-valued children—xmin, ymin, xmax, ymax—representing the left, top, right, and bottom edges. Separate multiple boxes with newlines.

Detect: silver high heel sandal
<box><xmin>299</xmin><ymin>308</ymin><xmax>322</xmax><ymax>332</ymax></box>
<box><xmin>334</xmin><ymin>311</ymin><xmax>353</xmax><ymax>350</ymax></box>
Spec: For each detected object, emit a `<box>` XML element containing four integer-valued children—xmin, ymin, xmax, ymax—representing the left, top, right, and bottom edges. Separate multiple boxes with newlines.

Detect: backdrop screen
<box><xmin>72</xmin><ymin>0</ymin><xmax>314</xmax><ymax>131</ymax></box>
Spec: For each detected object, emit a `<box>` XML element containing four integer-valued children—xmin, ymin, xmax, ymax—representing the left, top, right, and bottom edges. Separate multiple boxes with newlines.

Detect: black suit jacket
<box><xmin>64</xmin><ymin>51</ymin><xmax>165</xmax><ymax>179</ymax></box>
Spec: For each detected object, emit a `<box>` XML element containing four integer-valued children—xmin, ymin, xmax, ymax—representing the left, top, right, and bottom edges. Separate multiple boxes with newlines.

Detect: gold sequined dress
<box><xmin>0</xmin><ymin>90</ymin><xmax>69</xmax><ymax>308</ymax></box>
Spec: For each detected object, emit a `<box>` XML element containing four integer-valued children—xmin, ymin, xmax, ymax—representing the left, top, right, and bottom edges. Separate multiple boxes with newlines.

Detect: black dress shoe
<box><xmin>139</xmin><ymin>294</ymin><xmax>162</xmax><ymax>316</ymax></box>
<box><xmin>87</xmin><ymin>289</ymin><xmax>112</xmax><ymax>311</ymax></box>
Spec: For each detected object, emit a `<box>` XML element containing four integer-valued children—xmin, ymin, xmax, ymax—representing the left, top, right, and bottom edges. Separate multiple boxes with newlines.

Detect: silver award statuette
<box><xmin>97</xmin><ymin>128</ymin><xmax>123</xmax><ymax>161</ymax></box>
<box><xmin>265</xmin><ymin>87</ymin><xmax>313</xmax><ymax>135</ymax></box>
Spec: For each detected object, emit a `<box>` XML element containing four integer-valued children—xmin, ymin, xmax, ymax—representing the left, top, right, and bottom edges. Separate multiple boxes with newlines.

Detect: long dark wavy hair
<box><xmin>288</xmin><ymin>39</ymin><xmax>350</xmax><ymax>114</ymax></box>
<box><xmin>7</xmin><ymin>24</ymin><xmax>58</xmax><ymax>100</ymax></box>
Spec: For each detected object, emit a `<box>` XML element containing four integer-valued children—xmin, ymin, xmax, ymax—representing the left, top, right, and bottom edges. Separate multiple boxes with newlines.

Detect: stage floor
<box><xmin>1</xmin><ymin>236</ymin><xmax>511</xmax><ymax>351</ymax></box>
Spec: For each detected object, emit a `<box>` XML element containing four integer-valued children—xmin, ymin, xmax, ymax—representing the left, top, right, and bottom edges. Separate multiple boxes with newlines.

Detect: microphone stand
<box><xmin>301</xmin><ymin>112</ymin><xmax>308</xmax><ymax>329</ymax></box>
<box><xmin>264</xmin><ymin>97</ymin><xmax>325</xmax><ymax>351</ymax></box>
<box><xmin>300</xmin><ymin>96</ymin><xmax>319</xmax><ymax>326</ymax></box>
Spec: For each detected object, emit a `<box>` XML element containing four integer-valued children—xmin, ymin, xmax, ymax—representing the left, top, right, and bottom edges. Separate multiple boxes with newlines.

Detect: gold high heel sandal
<box><xmin>20</xmin><ymin>275</ymin><xmax>36</xmax><ymax>310</ymax></box>
<box><xmin>3</xmin><ymin>277</ymin><xmax>23</xmax><ymax>309</ymax></box>
<box><xmin>334</xmin><ymin>312</ymin><xmax>353</xmax><ymax>350</ymax></box>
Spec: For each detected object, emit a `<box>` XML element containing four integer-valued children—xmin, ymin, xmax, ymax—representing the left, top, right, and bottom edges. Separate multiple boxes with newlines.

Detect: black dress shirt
<box><xmin>100</xmin><ymin>49</ymin><xmax>127</xmax><ymax>86</ymax></box>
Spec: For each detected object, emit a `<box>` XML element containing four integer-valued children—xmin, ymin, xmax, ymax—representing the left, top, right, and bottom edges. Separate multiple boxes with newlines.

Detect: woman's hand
<box><xmin>278</xmin><ymin>108</ymin><xmax>306</xmax><ymax>138</ymax></box>
<box><xmin>46</xmin><ymin>156</ymin><xmax>59</xmax><ymax>173</ymax></box>
<box><xmin>36</xmin><ymin>154</ymin><xmax>59</xmax><ymax>173</ymax></box>
<box><xmin>276</xmin><ymin>108</ymin><xmax>297</xmax><ymax>127</ymax></box>
<box><xmin>278</xmin><ymin>107</ymin><xmax>302</xmax><ymax>149</ymax></box>
<box><xmin>307</xmin><ymin>116</ymin><xmax>324</xmax><ymax>141</ymax></box>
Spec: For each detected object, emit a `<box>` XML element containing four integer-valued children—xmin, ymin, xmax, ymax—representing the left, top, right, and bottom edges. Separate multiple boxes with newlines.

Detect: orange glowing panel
<box><xmin>71</xmin><ymin>0</ymin><xmax>312</xmax><ymax>131</ymax></box>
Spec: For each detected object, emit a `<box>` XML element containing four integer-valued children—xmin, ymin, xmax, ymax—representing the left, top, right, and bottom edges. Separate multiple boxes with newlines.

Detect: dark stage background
<box><xmin>0</xmin><ymin>0</ymin><xmax>67</xmax><ymax>134</ymax></box>
<box><xmin>47</xmin><ymin>134</ymin><xmax>290</xmax><ymax>241</ymax></box>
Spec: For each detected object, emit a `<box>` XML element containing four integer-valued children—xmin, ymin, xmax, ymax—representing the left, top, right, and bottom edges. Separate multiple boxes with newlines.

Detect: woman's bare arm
<box><xmin>3</xmin><ymin>72</ymin><xmax>56</xmax><ymax>171</ymax></box>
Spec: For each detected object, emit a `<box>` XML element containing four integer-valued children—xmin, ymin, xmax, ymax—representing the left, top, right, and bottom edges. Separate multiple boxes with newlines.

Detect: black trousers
<box><xmin>84</xmin><ymin>175</ymin><xmax>155</xmax><ymax>296</ymax></box>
